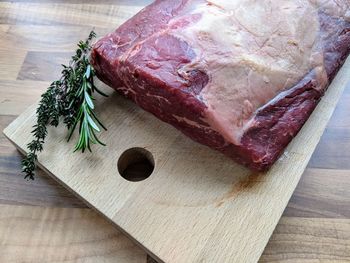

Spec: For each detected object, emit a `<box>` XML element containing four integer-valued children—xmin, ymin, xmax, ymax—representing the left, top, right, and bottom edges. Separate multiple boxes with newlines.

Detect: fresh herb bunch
<box><xmin>22</xmin><ymin>31</ymin><xmax>107</xmax><ymax>180</ymax></box>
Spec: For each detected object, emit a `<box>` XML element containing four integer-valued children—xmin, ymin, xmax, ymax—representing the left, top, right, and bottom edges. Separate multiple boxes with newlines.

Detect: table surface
<box><xmin>0</xmin><ymin>1</ymin><xmax>349</xmax><ymax>262</ymax></box>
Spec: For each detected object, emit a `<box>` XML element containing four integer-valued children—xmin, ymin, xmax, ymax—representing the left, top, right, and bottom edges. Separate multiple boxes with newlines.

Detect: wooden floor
<box><xmin>0</xmin><ymin>1</ymin><xmax>349</xmax><ymax>262</ymax></box>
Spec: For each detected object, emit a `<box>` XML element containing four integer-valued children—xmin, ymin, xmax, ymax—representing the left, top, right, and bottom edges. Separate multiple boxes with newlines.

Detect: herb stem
<box><xmin>22</xmin><ymin>31</ymin><xmax>107</xmax><ymax>180</ymax></box>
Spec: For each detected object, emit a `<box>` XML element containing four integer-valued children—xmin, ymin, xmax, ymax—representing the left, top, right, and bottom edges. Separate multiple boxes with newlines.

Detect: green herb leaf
<box><xmin>84</xmin><ymin>90</ymin><xmax>94</xmax><ymax>109</ymax></box>
<box><xmin>87</xmin><ymin>114</ymin><xmax>100</xmax><ymax>132</ymax></box>
<box><xmin>22</xmin><ymin>30</ymin><xmax>107</xmax><ymax>180</ymax></box>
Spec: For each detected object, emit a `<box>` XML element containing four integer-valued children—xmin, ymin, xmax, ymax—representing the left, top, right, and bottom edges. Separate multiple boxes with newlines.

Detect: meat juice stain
<box><xmin>216</xmin><ymin>172</ymin><xmax>264</xmax><ymax>207</ymax></box>
<box><xmin>152</xmin><ymin>172</ymin><xmax>265</xmax><ymax>208</ymax></box>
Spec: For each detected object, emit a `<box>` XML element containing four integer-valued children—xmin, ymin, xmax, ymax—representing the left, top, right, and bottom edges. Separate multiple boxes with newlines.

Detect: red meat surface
<box><xmin>91</xmin><ymin>0</ymin><xmax>350</xmax><ymax>170</ymax></box>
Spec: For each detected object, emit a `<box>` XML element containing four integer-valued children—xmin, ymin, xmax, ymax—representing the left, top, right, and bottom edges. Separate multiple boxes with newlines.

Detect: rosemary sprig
<box><xmin>22</xmin><ymin>31</ymin><xmax>107</xmax><ymax>180</ymax></box>
<box><xmin>67</xmin><ymin>64</ymin><xmax>108</xmax><ymax>152</ymax></box>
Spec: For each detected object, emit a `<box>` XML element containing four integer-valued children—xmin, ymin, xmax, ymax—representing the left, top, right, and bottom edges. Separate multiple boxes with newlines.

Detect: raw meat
<box><xmin>91</xmin><ymin>0</ymin><xmax>350</xmax><ymax>171</ymax></box>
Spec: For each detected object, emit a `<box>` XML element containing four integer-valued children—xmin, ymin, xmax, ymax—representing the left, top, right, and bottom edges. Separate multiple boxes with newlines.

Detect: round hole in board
<box><xmin>117</xmin><ymin>147</ymin><xmax>155</xmax><ymax>182</ymax></box>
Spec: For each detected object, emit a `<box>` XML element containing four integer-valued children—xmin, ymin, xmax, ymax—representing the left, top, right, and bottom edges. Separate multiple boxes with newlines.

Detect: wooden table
<box><xmin>0</xmin><ymin>1</ymin><xmax>349</xmax><ymax>262</ymax></box>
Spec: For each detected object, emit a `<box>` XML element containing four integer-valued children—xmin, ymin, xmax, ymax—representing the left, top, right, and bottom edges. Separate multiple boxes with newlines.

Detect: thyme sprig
<box><xmin>22</xmin><ymin>31</ymin><xmax>107</xmax><ymax>180</ymax></box>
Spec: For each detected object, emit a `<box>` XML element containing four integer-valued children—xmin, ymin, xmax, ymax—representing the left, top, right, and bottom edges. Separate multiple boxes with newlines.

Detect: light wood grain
<box><xmin>309</xmin><ymin>126</ymin><xmax>350</xmax><ymax>170</ymax></box>
<box><xmin>326</xmin><ymin>85</ymin><xmax>350</xmax><ymax>129</ymax></box>
<box><xmin>18</xmin><ymin>52</ymin><xmax>72</xmax><ymax>81</ymax></box>
<box><xmin>285</xmin><ymin>168</ymin><xmax>350</xmax><ymax>219</ymax></box>
<box><xmin>0</xmin><ymin>2</ymin><xmax>146</xmax><ymax>27</ymax></box>
<box><xmin>260</xmin><ymin>217</ymin><xmax>350</xmax><ymax>263</ymax></box>
<box><xmin>0</xmin><ymin>48</ymin><xmax>26</xmax><ymax>80</ymax></box>
<box><xmin>4</xmin><ymin>52</ymin><xmax>350</xmax><ymax>263</ymax></box>
<box><xmin>0</xmin><ymin>0</ymin><xmax>152</xmax><ymax>3</ymax></box>
<box><xmin>0</xmin><ymin>115</ymin><xmax>86</xmax><ymax>207</ymax></box>
<box><xmin>0</xmin><ymin>80</ymin><xmax>48</xmax><ymax>115</ymax></box>
<box><xmin>0</xmin><ymin>204</ymin><xmax>147</xmax><ymax>263</ymax></box>
<box><xmin>0</xmin><ymin>25</ymin><xmax>105</xmax><ymax>52</ymax></box>
<box><xmin>1</xmin><ymin>1</ymin><xmax>350</xmax><ymax>262</ymax></box>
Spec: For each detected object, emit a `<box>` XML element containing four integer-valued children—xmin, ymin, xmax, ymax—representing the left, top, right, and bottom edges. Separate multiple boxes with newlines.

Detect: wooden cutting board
<box><xmin>3</xmin><ymin>43</ymin><xmax>350</xmax><ymax>263</ymax></box>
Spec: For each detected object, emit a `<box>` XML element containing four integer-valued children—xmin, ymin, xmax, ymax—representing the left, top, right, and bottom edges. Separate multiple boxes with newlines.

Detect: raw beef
<box><xmin>91</xmin><ymin>0</ymin><xmax>350</xmax><ymax>171</ymax></box>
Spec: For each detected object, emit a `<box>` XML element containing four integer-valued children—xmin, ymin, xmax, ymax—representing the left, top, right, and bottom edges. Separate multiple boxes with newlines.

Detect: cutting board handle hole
<box><xmin>117</xmin><ymin>147</ymin><xmax>154</xmax><ymax>182</ymax></box>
